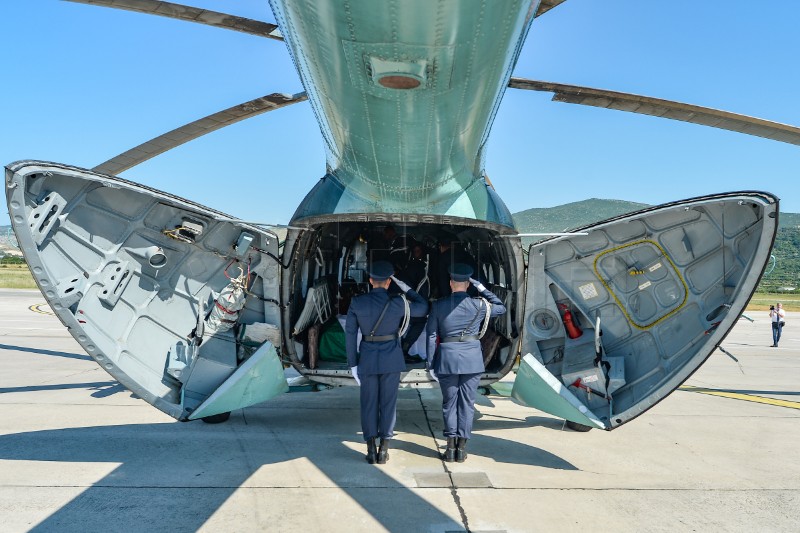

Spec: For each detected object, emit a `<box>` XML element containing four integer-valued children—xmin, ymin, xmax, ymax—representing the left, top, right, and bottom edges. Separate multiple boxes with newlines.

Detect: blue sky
<box><xmin>2</xmin><ymin>1</ymin><xmax>799</xmax><ymax>227</ymax></box>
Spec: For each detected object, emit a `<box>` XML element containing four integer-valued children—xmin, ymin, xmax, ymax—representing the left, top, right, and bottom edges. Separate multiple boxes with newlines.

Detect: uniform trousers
<box><xmin>359</xmin><ymin>371</ymin><xmax>401</xmax><ymax>440</ymax></box>
<box><xmin>438</xmin><ymin>372</ymin><xmax>482</xmax><ymax>439</ymax></box>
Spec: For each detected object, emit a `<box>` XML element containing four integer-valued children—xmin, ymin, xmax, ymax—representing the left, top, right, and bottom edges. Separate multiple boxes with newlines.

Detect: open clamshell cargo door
<box><xmin>5</xmin><ymin>161</ymin><xmax>288</xmax><ymax>421</ymax></box>
<box><xmin>513</xmin><ymin>192</ymin><xmax>778</xmax><ymax>430</ymax></box>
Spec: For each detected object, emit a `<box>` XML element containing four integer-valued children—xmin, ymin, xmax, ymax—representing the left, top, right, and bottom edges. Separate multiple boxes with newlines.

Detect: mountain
<box><xmin>0</xmin><ymin>224</ymin><xmax>19</xmax><ymax>253</ymax></box>
<box><xmin>778</xmin><ymin>212</ymin><xmax>800</xmax><ymax>229</ymax></box>
<box><xmin>513</xmin><ymin>199</ymin><xmax>800</xmax><ymax>235</ymax></box>
<box><xmin>512</xmin><ymin>198</ymin><xmax>649</xmax><ymax>235</ymax></box>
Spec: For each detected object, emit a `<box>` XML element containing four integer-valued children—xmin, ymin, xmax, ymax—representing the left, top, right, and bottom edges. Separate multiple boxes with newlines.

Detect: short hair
<box><xmin>370</xmin><ymin>277</ymin><xmax>391</xmax><ymax>288</ymax></box>
<box><xmin>450</xmin><ymin>279</ymin><xmax>469</xmax><ymax>291</ymax></box>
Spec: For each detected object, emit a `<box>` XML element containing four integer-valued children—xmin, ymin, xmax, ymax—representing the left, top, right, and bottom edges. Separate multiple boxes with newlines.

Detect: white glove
<box><xmin>469</xmin><ymin>277</ymin><xmax>486</xmax><ymax>293</ymax></box>
<box><xmin>351</xmin><ymin>366</ymin><xmax>361</xmax><ymax>386</ymax></box>
<box><xmin>428</xmin><ymin>369</ymin><xmax>439</xmax><ymax>382</ymax></box>
<box><xmin>390</xmin><ymin>275</ymin><xmax>411</xmax><ymax>293</ymax></box>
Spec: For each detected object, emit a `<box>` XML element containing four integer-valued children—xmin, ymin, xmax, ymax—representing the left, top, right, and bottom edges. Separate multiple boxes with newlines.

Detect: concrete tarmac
<box><xmin>1</xmin><ymin>288</ymin><xmax>798</xmax><ymax>532</ymax></box>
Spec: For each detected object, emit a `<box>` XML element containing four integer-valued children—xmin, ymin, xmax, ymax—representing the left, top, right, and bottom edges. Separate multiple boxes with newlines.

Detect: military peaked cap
<box><xmin>368</xmin><ymin>260</ymin><xmax>394</xmax><ymax>281</ymax></box>
<box><xmin>448</xmin><ymin>263</ymin><xmax>473</xmax><ymax>282</ymax></box>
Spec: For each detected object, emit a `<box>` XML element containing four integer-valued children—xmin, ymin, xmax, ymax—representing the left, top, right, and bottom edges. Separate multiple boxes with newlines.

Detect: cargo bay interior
<box><xmin>280</xmin><ymin>221</ymin><xmax>521</xmax><ymax>383</ymax></box>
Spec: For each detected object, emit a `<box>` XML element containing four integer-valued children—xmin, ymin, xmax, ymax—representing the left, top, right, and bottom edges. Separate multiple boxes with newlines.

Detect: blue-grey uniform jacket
<box><xmin>426</xmin><ymin>288</ymin><xmax>507</xmax><ymax>375</ymax></box>
<box><xmin>346</xmin><ymin>287</ymin><xmax>428</xmax><ymax>374</ymax></box>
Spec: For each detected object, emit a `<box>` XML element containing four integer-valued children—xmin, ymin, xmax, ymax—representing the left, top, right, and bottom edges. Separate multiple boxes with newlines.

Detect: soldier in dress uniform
<box><xmin>426</xmin><ymin>263</ymin><xmax>506</xmax><ymax>462</ymax></box>
<box><xmin>346</xmin><ymin>260</ymin><xmax>428</xmax><ymax>464</ymax></box>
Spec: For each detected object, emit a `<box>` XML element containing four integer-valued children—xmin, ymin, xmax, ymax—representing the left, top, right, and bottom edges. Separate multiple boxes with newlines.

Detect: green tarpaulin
<box><xmin>319</xmin><ymin>319</ymin><xmax>348</xmax><ymax>363</ymax></box>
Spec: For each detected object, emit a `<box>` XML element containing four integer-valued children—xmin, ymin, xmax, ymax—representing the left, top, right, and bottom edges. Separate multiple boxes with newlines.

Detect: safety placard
<box><xmin>579</xmin><ymin>282</ymin><xmax>599</xmax><ymax>300</ymax></box>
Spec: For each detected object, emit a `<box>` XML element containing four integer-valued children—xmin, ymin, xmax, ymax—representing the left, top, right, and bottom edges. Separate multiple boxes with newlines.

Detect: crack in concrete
<box><xmin>416</xmin><ymin>389</ymin><xmax>471</xmax><ymax>532</ymax></box>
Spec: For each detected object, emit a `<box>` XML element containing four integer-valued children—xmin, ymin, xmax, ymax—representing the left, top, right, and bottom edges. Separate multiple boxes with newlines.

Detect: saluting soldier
<box><xmin>346</xmin><ymin>260</ymin><xmax>428</xmax><ymax>464</ymax></box>
<box><xmin>426</xmin><ymin>263</ymin><xmax>506</xmax><ymax>463</ymax></box>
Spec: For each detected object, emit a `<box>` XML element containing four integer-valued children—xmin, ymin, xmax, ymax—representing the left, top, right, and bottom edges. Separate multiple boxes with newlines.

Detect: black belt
<box><xmin>363</xmin><ymin>334</ymin><xmax>398</xmax><ymax>342</ymax></box>
<box><xmin>441</xmin><ymin>334</ymin><xmax>480</xmax><ymax>343</ymax></box>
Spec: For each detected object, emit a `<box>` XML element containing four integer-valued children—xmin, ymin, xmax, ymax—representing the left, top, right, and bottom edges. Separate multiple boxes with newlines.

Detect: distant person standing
<box><xmin>770</xmin><ymin>302</ymin><xmax>786</xmax><ymax>347</ymax></box>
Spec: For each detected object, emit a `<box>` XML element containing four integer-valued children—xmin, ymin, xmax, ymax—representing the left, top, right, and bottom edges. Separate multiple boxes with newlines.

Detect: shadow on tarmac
<box><xmin>0</xmin><ymin>395</ymin><xmax>577</xmax><ymax>532</ymax></box>
<box><xmin>475</xmin><ymin>412</ymin><xmax>576</xmax><ymax>432</ymax></box>
<box><xmin>468</xmin><ymin>432</ymin><xmax>578</xmax><ymax>469</ymax></box>
<box><xmin>0</xmin><ymin>419</ymin><xmax>465</xmax><ymax>532</ymax></box>
<box><xmin>0</xmin><ymin>343</ymin><xmax>91</xmax><ymax>361</ymax></box>
<box><xmin>0</xmin><ymin>381</ymin><xmax>117</xmax><ymax>395</ymax></box>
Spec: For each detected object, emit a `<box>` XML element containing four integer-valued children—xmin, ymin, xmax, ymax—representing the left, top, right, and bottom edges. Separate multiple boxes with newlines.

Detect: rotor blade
<box><xmin>534</xmin><ymin>0</ymin><xmax>568</xmax><ymax>18</ymax></box>
<box><xmin>92</xmin><ymin>92</ymin><xmax>307</xmax><ymax>176</ymax></box>
<box><xmin>64</xmin><ymin>0</ymin><xmax>284</xmax><ymax>40</ymax></box>
<box><xmin>70</xmin><ymin>0</ymin><xmax>564</xmax><ymax>30</ymax></box>
<box><xmin>508</xmin><ymin>78</ymin><xmax>800</xmax><ymax>146</ymax></box>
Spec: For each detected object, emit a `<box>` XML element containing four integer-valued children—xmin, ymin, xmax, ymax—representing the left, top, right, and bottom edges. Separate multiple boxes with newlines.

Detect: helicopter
<box><xmin>5</xmin><ymin>0</ymin><xmax>791</xmax><ymax>430</ymax></box>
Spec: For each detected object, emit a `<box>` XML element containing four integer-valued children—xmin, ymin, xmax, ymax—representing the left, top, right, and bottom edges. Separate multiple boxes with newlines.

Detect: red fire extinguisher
<box><xmin>559</xmin><ymin>304</ymin><xmax>583</xmax><ymax>339</ymax></box>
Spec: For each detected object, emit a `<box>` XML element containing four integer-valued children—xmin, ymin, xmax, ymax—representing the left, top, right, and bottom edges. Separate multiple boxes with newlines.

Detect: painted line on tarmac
<box><xmin>28</xmin><ymin>303</ymin><xmax>55</xmax><ymax>316</ymax></box>
<box><xmin>680</xmin><ymin>386</ymin><xmax>800</xmax><ymax>410</ymax></box>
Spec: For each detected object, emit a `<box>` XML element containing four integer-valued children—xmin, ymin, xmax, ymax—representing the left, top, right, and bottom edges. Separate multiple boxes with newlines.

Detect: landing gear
<box><xmin>478</xmin><ymin>386</ymin><xmax>491</xmax><ymax>396</ymax></box>
<box><xmin>565</xmin><ymin>420</ymin><xmax>592</xmax><ymax>432</ymax></box>
<box><xmin>201</xmin><ymin>412</ymin><xmax>231</xmax><ymax>424</ymax></box>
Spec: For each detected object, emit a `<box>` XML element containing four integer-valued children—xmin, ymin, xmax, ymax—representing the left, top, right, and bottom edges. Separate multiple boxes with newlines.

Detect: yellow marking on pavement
<box><xmin>28</xmin><ymin>303</ymin><xmax>55</xmax><ymax>316</ymax></box>
<box><xmin>680</xmin><ymin>386</ymin><xmax>800</xmax><ymax>410</ymax></box>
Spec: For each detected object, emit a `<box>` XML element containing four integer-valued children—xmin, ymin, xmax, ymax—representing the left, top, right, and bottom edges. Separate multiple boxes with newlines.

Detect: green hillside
<box><xmin>778</xmin><ymin>212</ymin><xmax>800</xmax><ymax>229</ymax></box>
<box><xmin>764</xmin><ymin>226</ymin><xmax>800</xmax><ymax>291</ymax></box>
<box><xmin>1</xmin><ymin>224</ymin><xmax>20</xmax><ymax>254</ymax></box>
<box><xmin>513</xmin><ymin>200</ymin><xmax>800</xmax><ymax>235</ymax></box>
<box><xmin>512</xmin><ymin>198</ymin><xmax>649</xmax><ymax>235</ymax></box>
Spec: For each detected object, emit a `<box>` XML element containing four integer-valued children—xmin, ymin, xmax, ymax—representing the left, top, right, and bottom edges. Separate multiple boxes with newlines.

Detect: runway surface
<box><xmin>1</xmin><ymin>288</ymin><xmax>798</xmax><ymax>532</ymax></box>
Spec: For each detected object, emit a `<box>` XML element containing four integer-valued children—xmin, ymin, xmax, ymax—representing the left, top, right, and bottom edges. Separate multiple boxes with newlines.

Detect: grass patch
<box><xmin>748</xmin><ymin>292</ymin><xmax>800</xmax><ymax>313</ymax></box>
<box><xmin>0</xmin><ymin>264</ymin><xmax>37</xmax><ymax>289</ymax></box>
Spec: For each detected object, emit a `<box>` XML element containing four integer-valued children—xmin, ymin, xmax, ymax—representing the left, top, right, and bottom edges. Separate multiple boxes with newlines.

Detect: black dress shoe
<box><xmin>365</xmin><ymin>437</ymin><xmax>378</xmax><ymax>464</ymax></box>
<box><xmin>377</xmin><ymin>438</ymin><xmax>390</xmax><ymax>464</ymax></box>
<box><xmin>456</xmin><ymin>437</ymin><xmax>468</xmax><ymax>463</ymax></box>
<box><xmin>442</xmin><ymin>437</ymin><xmax>456</xmax><ymax>462</ymax></box>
